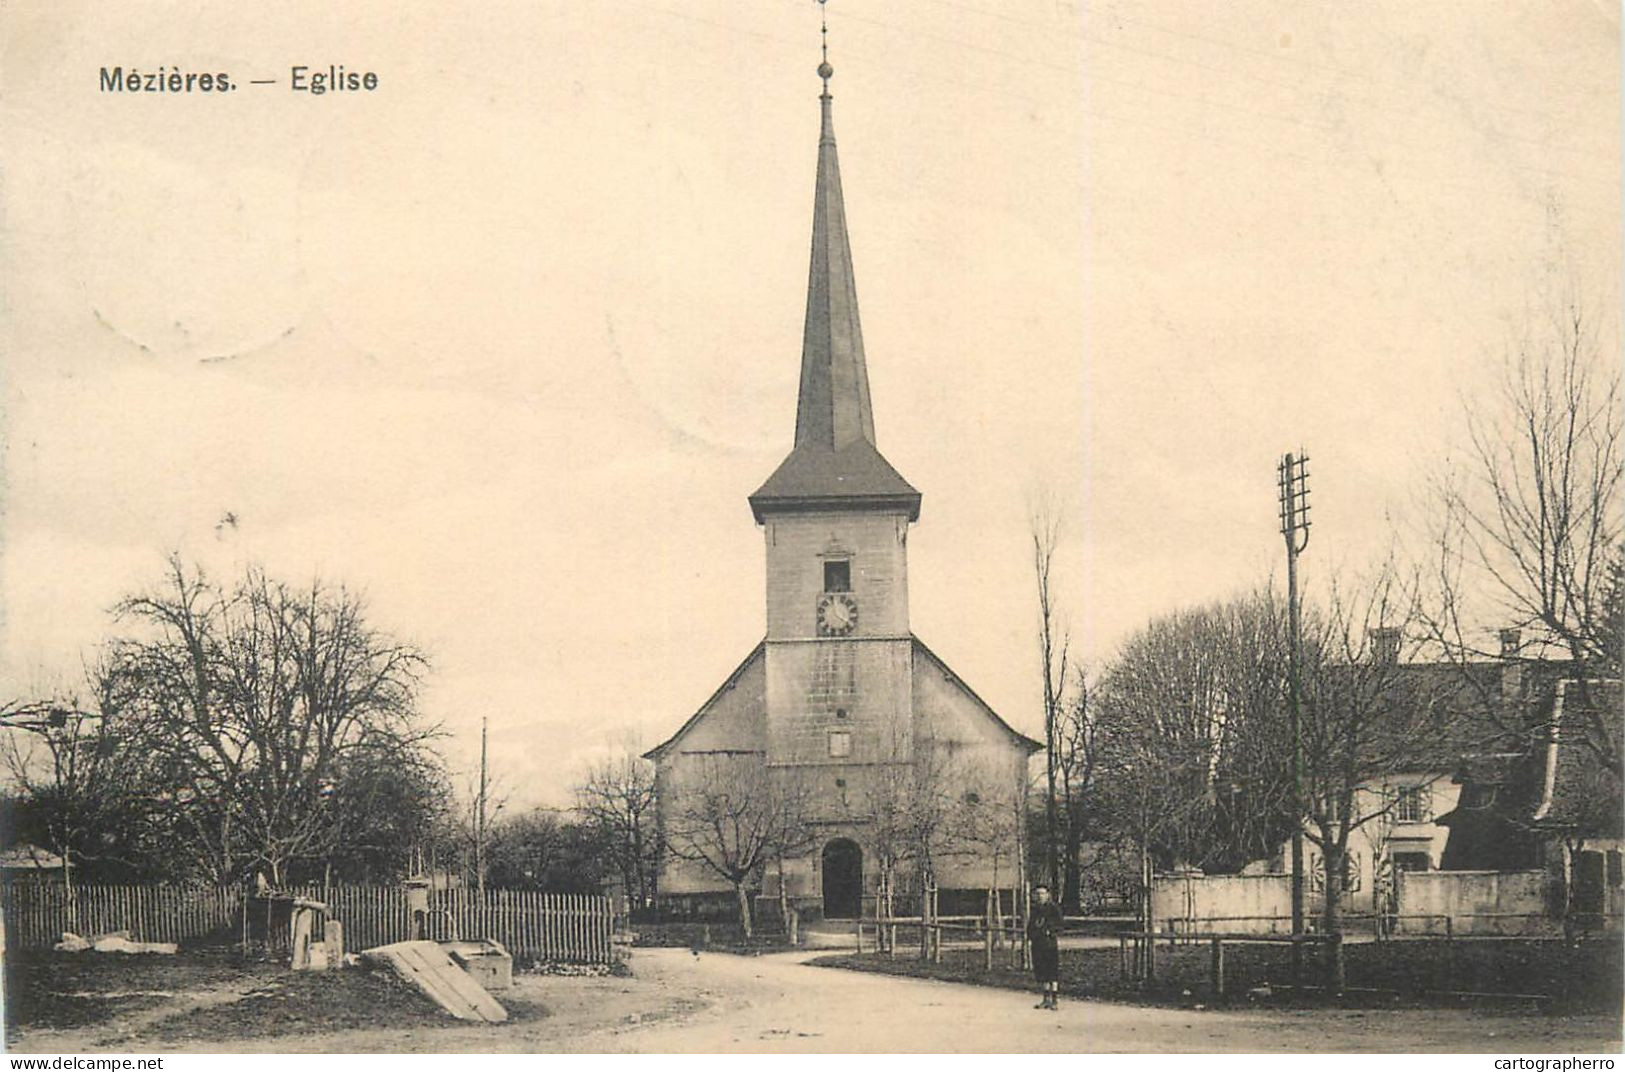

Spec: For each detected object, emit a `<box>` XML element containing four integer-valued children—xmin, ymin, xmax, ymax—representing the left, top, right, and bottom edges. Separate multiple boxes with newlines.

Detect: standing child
<box><xmin>1026</xmin><ymin>884</ymin><xmax>1063</xmax><ymax>1009</ymax></box>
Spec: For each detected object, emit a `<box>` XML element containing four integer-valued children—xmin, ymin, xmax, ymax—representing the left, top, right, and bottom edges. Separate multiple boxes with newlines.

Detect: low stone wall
<box><xmin>1394</xmin><ymin>869</ymin><xmax>1556</xmax><ymax>935</ymax></box>
<box><xmin>1150</xmin><ymin>873</ymin><xmax>1292</xmax><ymax>934</ymax></box>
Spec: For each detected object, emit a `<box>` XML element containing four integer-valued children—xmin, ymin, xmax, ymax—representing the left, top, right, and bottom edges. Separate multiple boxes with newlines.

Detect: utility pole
<box><xmin>1277</xmin><ymin>451</ymin><xmax>1311</xmax><ymax>985</ymax></box>
<box><xmin>477</xmin><ymin>717</ymin><xmax>489</xmax><ymax>897</ymax></box>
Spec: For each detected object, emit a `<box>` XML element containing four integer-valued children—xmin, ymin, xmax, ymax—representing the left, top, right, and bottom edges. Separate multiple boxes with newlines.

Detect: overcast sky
<box><xmin>2</xmin><ymin>1</ymin><xmax>1619</xmax><ymax>806</ymax></box>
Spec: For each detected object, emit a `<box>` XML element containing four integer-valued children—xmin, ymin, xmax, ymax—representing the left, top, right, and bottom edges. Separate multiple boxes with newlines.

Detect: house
<box><xmin>0</xmin><ymin>844</ymin><xmax>68</xmax><ymax>882</ymax></box>
<box><xmin>645</xmin><ymin>60</ymin><xmax>1041</xmax><ymax>921</ymax></box>
<box><xmin>1437</xmin><ymin>677</ymin><xmax>1623</xmax><ymax>923</ymax></box>
<box><xmin>1272</xmin><ymin>629</ymin><xmax>1622</xmax><ymax>927</ymax></box>
<box><xmin>1273</xmin><ymin>630</ymin><xmax>1546</xmax><ymax>920</ymax></box>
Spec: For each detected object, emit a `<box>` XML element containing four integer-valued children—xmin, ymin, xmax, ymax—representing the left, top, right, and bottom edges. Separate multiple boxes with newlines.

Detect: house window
<box><xmin>828</xmin><ymin>731</ymin><xmax>852</xmax><ymax>758</ymax></box>
<box><xmin>835</xmin><ymin>778</ymin><xmax>846</xmax><ymax>788</ymax></box>
<box><xmin>964</xmin><ymin>791</ymin><xmax>981</xmax><ymax>805</ymax></box>
<box><xmin>824</xmin><ymin>560</ymin><xmax>851</xmax><ymax>593</ymax></box>
<box><xmin>1394</xmin><ymin>786</ymin><xmax>1430</xmax><ymax>823</ymax></box>
<box><xmin>1392</xmin><ymin>852</ymin><xmax>1430</xmax><ymax>873</ymax></box>
<box><xmin>835</xmin><ymin>707</ymin><xmax>848</xmax><ymax>720</ymax></box>
<box><xmin>1608</xmin><ymin>851</ymin><xmax>1623</xmax><ymax>888</ymax></box>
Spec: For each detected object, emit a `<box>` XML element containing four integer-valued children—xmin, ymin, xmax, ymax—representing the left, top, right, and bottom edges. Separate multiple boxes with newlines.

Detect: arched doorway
<box><xmin>822</xmin><ymin>838</ymin><xmax>863</xmax><ymax>919</ymax></box>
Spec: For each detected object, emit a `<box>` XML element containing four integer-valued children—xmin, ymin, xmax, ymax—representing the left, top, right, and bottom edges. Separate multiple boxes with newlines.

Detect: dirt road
<box><xmin>114</xmin><ymin>948</ymin><xmax>1618</xmax><ymax>1054</ymax></box>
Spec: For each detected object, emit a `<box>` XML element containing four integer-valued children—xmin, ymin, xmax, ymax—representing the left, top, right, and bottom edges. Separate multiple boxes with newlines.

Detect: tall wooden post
<box><xmin>1279</xmin><ymin>451</ymin><xmax>1312</xmax><ymax>987</ymax></box>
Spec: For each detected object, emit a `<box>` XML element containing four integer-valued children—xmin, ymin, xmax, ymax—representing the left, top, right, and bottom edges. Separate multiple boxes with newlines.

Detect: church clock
<box><xmin>816</xmin><ymin>592</ymin><xmax>859</xmax><ymax>636</ymax></box>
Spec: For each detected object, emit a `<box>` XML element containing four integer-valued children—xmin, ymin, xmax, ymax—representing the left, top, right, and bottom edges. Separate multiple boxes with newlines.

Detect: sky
<box><xmin>1</xmin><ymin>1</ymin><xmax>1619</xmax><ymax>808</ymax></box>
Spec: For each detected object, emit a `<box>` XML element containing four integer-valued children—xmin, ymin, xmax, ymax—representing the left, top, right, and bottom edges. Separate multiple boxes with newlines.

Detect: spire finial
<box><xmin>817</xmin><ymin>0</ymin><xmax>833</xmax><ymax>96</ymax></box>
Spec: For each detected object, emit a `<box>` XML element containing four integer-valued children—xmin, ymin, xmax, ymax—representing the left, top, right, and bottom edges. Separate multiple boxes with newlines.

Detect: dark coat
<box><xmin>1027</xmin><ymin>901</ymin><xmax>1062</xmax><ymax>983</ymax></box>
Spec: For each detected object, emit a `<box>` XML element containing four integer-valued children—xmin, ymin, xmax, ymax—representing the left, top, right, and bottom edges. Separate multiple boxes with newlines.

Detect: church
<box><xmin>645</xmin><ymin>50</ymin><xmax>1041</xmax><ymax>923</ymax></box>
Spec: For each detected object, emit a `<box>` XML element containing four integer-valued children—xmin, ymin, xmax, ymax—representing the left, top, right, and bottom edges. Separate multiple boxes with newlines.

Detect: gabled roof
<box><xmin>913</xmin><ymin>637</ymin><xmax>1044</xmax><ymax>753</ymax></box>
<box><xmin>642</xmin><ymin>642</ymin><xmax>765</xmax><ymax>761</ymax></box>
<box><xmin>643</xmin><ymin>637</ymin><xmax>1041</xmax><ymax>761</ymax></box>
<box><xmin>1529</xmin><ymin>679</ymin><xmax>1622</xmax><ymax>837</ymax></box>
<box><xmin>749</xmin><ymin>76</ymin><xmax>920</xmax><ymax>524</ymax></box>
<box><xmin>1435</xmin><ymin>677</ymin><xmax>1621</xmax><ymax>843</ymax></box>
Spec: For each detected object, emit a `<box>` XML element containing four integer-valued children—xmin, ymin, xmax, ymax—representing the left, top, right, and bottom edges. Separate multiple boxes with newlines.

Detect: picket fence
<box><xmin>1</xmin><ymin>883</ymin><xmax>616</xmax><ymax>964</ymax></box>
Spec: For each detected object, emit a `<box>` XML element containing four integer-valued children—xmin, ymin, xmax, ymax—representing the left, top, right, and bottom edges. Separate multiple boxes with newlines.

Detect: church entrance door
<box><xmin>822</xmin><ymin>838</ymin><xmax>863</xmax><ymax>919</ymax></box>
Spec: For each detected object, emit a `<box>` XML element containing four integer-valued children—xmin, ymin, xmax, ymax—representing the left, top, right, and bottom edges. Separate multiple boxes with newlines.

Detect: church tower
<box><xmin>748</xmin><ymin>53</ymin><xmax>921</xmax><ymax>773</ymax></box>
<box><xmin>644</xmin><ymin>28</ymin><xmax>1039</xmax><ymax>921</ymax></box>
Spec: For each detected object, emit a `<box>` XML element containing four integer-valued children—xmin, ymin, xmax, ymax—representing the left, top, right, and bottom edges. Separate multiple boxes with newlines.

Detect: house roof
<box><xmin>1434</xmin><ymin>677</ymin><xmax>1621</xmax><ymax>841</ymax></box>
<box><xmin>748</xmin><ymin>75</ymin><xmax>919</xmax><ymax>525</ymax></box>
<box><xmin>1529</xmin><ymin>679</ymin><xmax>1622</xmax><ymax>837</ymax></box>
<box><xmin>0</xmin><ymin>845</ymin><xmax>65</xmax><ymax>870</ymax></box>
<box><xmin>1312</xmin><ymin>657</ymin><xmax>1542</xmax><ymax>774</ymax></box>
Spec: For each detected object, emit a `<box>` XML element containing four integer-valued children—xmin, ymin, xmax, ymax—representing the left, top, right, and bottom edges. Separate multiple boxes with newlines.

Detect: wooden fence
<box><xmin>2</xmin><ymin>883</ymin><xmax>616</xmax><ymax>964</ymax></box>
<box><xmin>3</xmin><ymin>883</ymin><xmax>242</xmax><ymax>949</ymax></box>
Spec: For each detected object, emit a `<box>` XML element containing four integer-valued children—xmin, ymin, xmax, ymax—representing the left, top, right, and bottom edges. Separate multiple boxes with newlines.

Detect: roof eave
<box><xmin>643</xmin><ymin>642</ymin><xmax>767</xmax><ymax>760</ymax></box>
<box><xmin>749</xmin><ymin>491</ymin><xmax>921</xmax><ymax>524</ymax></box>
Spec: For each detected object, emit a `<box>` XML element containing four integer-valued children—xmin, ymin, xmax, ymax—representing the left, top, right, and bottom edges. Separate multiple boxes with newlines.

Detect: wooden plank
<box><xmin>361</xmin><ymin>940</ymin><xmax>507</xmax><ymax>1023</ymax></box>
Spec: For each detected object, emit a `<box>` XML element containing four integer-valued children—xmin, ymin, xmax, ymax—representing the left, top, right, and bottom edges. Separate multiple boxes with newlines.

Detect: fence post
<box><xmin>1118</xmin><ymin>934</ymin><xmax>1128</xmax><ymax>981</ymax></box>
<box><xmin>1210</xmin><ymin>938</ymin><xmax>1224</xmax><ymax>999</ymax></box>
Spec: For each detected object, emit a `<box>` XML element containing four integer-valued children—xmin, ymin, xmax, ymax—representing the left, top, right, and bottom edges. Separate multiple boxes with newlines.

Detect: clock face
<box><xmin>816</xmin><ymin>593</ymin><xmax>859</xmax><ymax>636</ymax></box>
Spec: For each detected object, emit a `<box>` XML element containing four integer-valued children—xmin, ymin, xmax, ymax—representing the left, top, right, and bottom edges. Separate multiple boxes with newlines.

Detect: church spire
<box><xmin>749</xmin><ymin>10</ymin><xmax>920</xmax><ymax>524</ymax></box>
<box><xmin>795</xmin><ymin>16</ymin><xmax>874</xmax><ymax>451</ymax></box>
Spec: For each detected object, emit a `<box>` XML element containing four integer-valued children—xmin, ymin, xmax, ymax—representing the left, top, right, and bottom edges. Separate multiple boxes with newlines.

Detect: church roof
<box><xmin>913</xmin><ymin>638</ymin><xmax>1045</xmax><ymax>754</ymax></box>
<box><xmin>642</xmin><ymin>642</ymin><xmax>764</xmax><ymax>761</ymax></box>
<box><xmin>749</xmin><ymin>439</ymin><xmax>920</xmax><ymax>522</ymax></box>
<box><xmin>749</xmin><ymin>75</ymin><xmax>920</xmax><ymax>524</ymax></box>
<box><xmin>642</xmin><ymin>637</ymin><xmax>1041</xmax><ymax>760</ymax></box>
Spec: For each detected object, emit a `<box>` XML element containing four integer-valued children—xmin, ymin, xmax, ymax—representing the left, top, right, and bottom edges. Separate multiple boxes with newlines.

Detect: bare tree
<box><xmin>1092</xmin><ymin>590</ymin><xmax>1295</xmax><ymax>876</ymax></box>
<box><xmin>320</xmin><ymin>733</ymin><xmax>450</xmax><ymax>885</ymax></box>
<box><xmin>662</xmin><ymin>755</ymin><xmax>814</xmax><ymax>938</ymax></box>
<box><xmin>108</xmin><ymin>556</ymin><xmax>437</xmax><ymax>885</ymax></box>
<box><xmin>1030</xmin><ymin>493</ymin><xmax>1070</xmax><ymax>892</ymax></box>
<box><xmin>1053</xmin><ymin>665</ymin><xmax>1101</xmax><ymax>912</ymax></box>
<box><xmin>1427</xmin><ymin>296</ymin><xmax>1622</xmax><ymax>778</ymax></box>
<box><xmin>0</xmin><ymin>669</ymin><xmax>156</xmax><ymax>916</ymax></box>
<box><xmin>575</xmin><ymin>744</ymin><xmax>661</xmax><ymax>909</ymax></box>
<box><xmin>1298</xmin><ymin>567</ymin><xmax>1460</xmax><ymax>989</ymax></box>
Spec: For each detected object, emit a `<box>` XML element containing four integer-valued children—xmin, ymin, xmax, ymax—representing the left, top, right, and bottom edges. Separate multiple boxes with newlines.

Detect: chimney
<box><xmin>1500</xmin><ymin>627</ymin><xmax>1523</xmax><ymax>701</ymax></box>
<box><xmin>1371</xmin><ymin>627</ymin><xmax>1401</xmax><ymax>664</ymax></box>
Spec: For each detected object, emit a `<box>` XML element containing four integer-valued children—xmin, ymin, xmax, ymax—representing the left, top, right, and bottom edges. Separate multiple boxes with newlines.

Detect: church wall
<box><xmin>763</xmin><ymin>511</ymin><xmax>911</xmax><ymax>639</ymax></box>
<box><xmin>764</xmin><ymin>639</ymin><xmax>914</xmax><ymax>766</ymax></box>
<box><xmin>652</xmin><ymin>651</ymin><xmax>768</xmax><ymax>897</ymax></box>
<box><xmin>911</xmin><ymin>653</ymin><xmax>1033</xmax><ymax>892</ymax></box>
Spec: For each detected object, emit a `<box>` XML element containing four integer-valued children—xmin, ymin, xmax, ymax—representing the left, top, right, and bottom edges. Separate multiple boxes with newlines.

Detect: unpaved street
<box><xmin>95</xmin><ymin>947</ymin><xmax>1619</xmax><ymax>1054</ymax></box>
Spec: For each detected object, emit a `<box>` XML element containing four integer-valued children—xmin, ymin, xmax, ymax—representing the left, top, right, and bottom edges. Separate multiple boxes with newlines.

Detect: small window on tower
<box><xmin>835</xmin><ymin>707</ymin><xmax>848</xmax><ymax>720</ymax></box>
<box><xmin>828</xmin><ymin>731</ymin><xmax>852</xmax><ymax>758</ymax></box>
<box><xmin>824</xmin><ymin>560</ymin><xmax>851</xmax><ymax>593</ymax></box>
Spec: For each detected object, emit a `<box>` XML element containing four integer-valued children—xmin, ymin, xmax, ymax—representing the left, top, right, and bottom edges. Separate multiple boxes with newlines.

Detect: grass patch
<box><xmin>811</xmin><ymin>938</ymin><xmax>1624</xmax><ymax>1013</ymax></box>
<box><xmin>4</xmin><ymin>949</ymin><xmax>261</xmax><ymax>1032</ymax></box>
<box><xmin>4</xmin><ymin>947</ymin><xmax>548</xmax><ymax>1042</ymax></box>
<box><xmin>631</xmin><ymin>921</ymin><xmax>797</xmax><ymax>956</ymax></box>
<box><xmin>150</xmin><ymin>964</ymin><xmax>545</xmax><ymax>1042</ymax></box>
